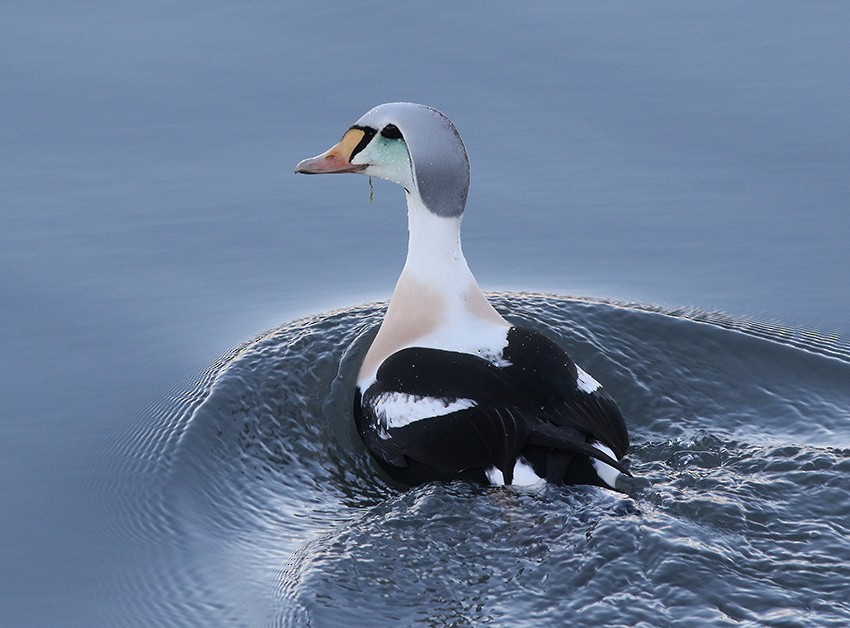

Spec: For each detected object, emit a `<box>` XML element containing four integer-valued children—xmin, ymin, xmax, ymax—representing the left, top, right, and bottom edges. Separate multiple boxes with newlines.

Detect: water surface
<box><xmin>114</xmin><ymin>295</ymin><xmax>850</xmax><ymax>625</ymax></box>
<box><xmin>2</xmin><ymin>2</ymin><xmax>849</xmax><ymax>625</ymax></box>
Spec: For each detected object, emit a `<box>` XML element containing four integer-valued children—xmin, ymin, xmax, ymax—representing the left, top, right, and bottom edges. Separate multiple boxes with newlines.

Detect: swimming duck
<box><xmin>296</xmin><ymin>102</ymin><xmax>631</xmax><ymax>491</ymax></box>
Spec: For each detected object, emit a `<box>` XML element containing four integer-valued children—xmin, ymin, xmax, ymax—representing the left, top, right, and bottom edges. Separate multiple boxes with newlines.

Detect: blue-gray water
<box><xmin>2</xmin><ymin>3</ymin><xmax>849</xmax><ymax>626</ymax></box>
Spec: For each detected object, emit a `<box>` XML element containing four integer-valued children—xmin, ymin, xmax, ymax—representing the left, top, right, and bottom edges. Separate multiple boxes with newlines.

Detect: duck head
<box><xmin>295</xmin><ymin>102</ymin><xmax>469</xmax><ymax>218</ymax></box>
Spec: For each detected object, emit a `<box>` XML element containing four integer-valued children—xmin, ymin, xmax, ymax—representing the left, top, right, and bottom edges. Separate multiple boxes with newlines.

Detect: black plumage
<box><xmin>355</xmin><ymin>326</ymin><xmax>631</xmax><ymax>490</ymax></box>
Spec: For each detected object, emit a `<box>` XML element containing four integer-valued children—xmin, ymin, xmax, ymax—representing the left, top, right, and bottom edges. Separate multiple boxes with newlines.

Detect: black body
<box><xmin>354</xmin><ymin>326</ymin><xmax>631</xmax><ymax>489</ymax></box>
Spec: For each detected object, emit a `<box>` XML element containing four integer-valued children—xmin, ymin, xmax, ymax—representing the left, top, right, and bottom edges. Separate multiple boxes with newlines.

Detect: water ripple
<box><xmin>111</xmin><ymin>293</ymin><xmax>850</xmax><ymax>626</ymax></box>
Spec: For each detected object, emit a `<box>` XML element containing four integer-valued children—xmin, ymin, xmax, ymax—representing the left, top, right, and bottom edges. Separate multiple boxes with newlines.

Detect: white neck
<box><xmin>401</xmin><ymin>192</ymin><xmax>470</xmax><ymax>290</ymax></box>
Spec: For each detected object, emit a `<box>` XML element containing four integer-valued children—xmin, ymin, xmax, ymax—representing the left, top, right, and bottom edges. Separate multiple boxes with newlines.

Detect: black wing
<box><xmin>500</xmin><ymin>326</ymin><xmax>630</xmax><ymax>459</ymax></box>
<box><xmin>355</xmin><ymin>326</ymin><xmax>630</xmax><ymax>486</ymax></box>
<box><xmin>356</xmin><ymin>349</ymin><xmax>530</xmax><ymax>484</ymax></box>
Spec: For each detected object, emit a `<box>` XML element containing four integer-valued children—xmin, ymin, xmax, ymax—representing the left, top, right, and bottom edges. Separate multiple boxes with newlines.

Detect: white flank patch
<box><xmin>485</xmin><ymin>457</ymin><xmax>544</xmax><ymax>487</ymax></box>
<box><xmin>590</xmin><ymin>441</ymin><xmax>621</xmax><ymax>489</ymax></box>
<box><xmin>575</xmin><ymin>366</ymin><xmax>601</xmax><ymax>394</ymax></box>
<box><xmin>512</xmin><ymin>458</ymin><xmax>544</xmax><ymax>486</ymax></box>
<box><xmin>375</xmin><ymin>392</ymin><xmax>477</xmax><ymax>430</ymax></box>
<box><xmin>485</xmin><ymin>466</ymin><xmax>505</xmax><ymax>486</ymax></box>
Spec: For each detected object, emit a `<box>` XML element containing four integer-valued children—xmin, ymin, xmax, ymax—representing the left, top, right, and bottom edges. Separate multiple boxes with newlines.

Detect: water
<box><xmin>113</xmin><ymin>295</ymin><xmax>850</xmax><ymax>625</ymax></box>
<box><xmin>2</xmin><ymin>2</ymin><xmax>849</xmax><ymax>626</ymax></box>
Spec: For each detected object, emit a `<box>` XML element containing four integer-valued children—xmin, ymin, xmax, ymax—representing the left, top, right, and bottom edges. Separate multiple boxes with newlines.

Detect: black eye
<box><xmin>380</xmin><ymin>124</ymin><xmax>403</xmax><ymax>140</ymax></box>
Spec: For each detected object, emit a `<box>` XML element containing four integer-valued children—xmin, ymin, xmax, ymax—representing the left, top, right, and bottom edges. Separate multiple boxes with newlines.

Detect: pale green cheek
<box><xmin>355</xmin><ymin>138</ymin><xmax>414</xmax><ymax>189</ymax></box>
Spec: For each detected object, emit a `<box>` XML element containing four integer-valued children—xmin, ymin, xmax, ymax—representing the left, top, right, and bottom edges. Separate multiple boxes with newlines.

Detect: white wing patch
<box><xmin>575</xmin><ymin>366</ymin><xmax>601</xmax><ymax>394</ymax></box>
<box><xmin>374</xmin><ymin>392</ymin><xmax>477</xmax><ymax>430</ymax></box>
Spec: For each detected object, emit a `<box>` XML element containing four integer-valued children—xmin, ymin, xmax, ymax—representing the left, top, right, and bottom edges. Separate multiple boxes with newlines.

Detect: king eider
<box><xmin>296</xmin><ymin>102</ymin><xmax>632</xmax><ymax>492</ymax></box>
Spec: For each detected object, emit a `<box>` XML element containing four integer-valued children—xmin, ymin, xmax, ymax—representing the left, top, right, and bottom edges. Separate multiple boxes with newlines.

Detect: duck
<box><xmin>296</xmin><ymin>102</ymin><xmax>631</xmax><ymax>491</ymax></box>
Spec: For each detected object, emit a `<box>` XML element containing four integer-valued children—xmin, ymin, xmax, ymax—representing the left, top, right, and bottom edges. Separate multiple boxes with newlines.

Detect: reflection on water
<box><xmin>114</xmin><ymin>295</ymin><xmax>850</xmax><ymax>625</ymax></box>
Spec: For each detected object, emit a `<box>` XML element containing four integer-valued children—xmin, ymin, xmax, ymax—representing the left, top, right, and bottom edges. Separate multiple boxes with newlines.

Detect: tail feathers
<box><xmin>527</xmin><ymin>422</ymin><xmax>632</xmax><ymax>478</ymax></box>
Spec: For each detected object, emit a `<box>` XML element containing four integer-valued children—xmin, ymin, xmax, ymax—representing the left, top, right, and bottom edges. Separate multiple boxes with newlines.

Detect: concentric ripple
<box><xmin>114</xmin><ymin>293</ymin><xmax>850</xmax><ymax>626</ymax></box>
